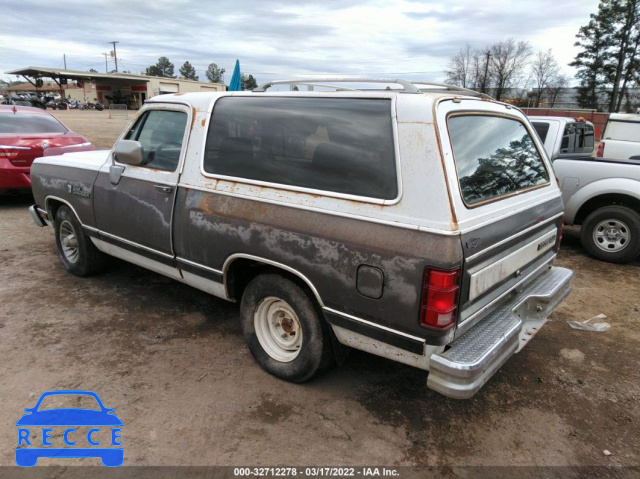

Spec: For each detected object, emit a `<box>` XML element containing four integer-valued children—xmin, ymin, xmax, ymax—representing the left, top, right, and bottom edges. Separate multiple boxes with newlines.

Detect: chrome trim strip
<box><xmin>98</xmin><ymin>230</ymin><xmax>174</xmax><ymax>259</ymax></box>
<box><xmin>176</xmin><ymin>256</ymin><xmax>223</xmax><ymax>275</ymax></box>
<box><xmin>465</xmin><ymin>212</ymin><xmax>563</xmax><ymax>262</ymax></box>
<box><xmin>178</xmin><ymin>183</ymin><xmax>459</xmax><ymax>236</ymax></box>
<box><xmin>456</xmin><ymin>257</ymin><xmax>555</xmax><ymax>337</ymax></box>
<box><xmin>0</xmin><ymin>145</ymin><xmax>30</xmax><ymax>150</ymax></box>
<box><xmin>221</xmin><ymin>253</ymin><xmax>325</xmax><ymax>306</ymax></box>
<box><xmin>44</xmin><ymin>196</ymin><xmax>82</xmax><ymax>224</ymax></box>
<box><xmin>323</xmin><ymin>307</ymin><xmax>426</xmax><ymax>343</ymax></box>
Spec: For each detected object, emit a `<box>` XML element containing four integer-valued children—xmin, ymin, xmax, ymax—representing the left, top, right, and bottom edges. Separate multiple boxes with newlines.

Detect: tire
<box><xmin>240</xmin><ymin>274</ymin><xmax>334</xmax><ymax>383</ymax></box>
<box><xmin>580</xmin><ymin>205</ymin><xmax>640</xmax><ymax>264</ymax></box>
<box><xmin>54</xmin><ymin>205</ymin><xmax>106</xmax><ymax>276</ymax></box>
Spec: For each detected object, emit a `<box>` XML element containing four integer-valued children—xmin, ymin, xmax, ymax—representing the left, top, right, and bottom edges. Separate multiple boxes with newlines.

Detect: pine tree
<box><xmin>571</xmin><ymin>0</ymin><xmax>640</xmax><ymax>111</ymax></box>
<box><xmin>205</xmin><ymin>63</ymin><xmax>225</xmax><ymax>83</ymax></box>
<box><xmin>179</xmin><ymin>61</ymin><xmax>198</xmax><ymax>80</ymax></box>
<box><xmin>146</xmin><ymin>57</ymin><xmax>175</xmax><ymax>78</ymax></box>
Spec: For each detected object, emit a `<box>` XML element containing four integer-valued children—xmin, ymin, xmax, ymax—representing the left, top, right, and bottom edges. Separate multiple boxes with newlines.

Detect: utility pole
<box><xmin>109</xmin><ymin>41</ymin><xmax>119</xmax><ymax>72</ymax></box>
<box><xmin>63</xmin><ymin>54</ymin><xmax>67</xmax><ymax>70</ymax></box>
<box><xmin>102</xmin><ymin>53</ymin><xmax>109</xmax><ymax>73</ymax></box>
<box><xmin>482</xmin><ymin>50</ymin><xmax>491</xmax><ymax>94</ymax></box>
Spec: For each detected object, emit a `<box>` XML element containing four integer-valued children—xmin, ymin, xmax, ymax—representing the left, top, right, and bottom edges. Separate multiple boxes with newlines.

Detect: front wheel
<box><xmin>240</xmin><ymin>274</ymin><xmax>333</xmax><ymax>383</ymax></box>
<box><xmin>54</xmin><ymin>205</ymin><xmax>106</xmax><ymax>276</ymax></box>
<box><xmin>580</xmin><ymin>205</ymin><xmax>640</xmax><ymax>264</ymax></box>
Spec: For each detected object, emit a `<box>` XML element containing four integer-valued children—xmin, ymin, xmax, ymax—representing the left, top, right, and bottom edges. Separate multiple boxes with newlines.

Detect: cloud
<box><xmin>2</xmin><ymin>0</ymin><xmax>600</xmax><ymax>85</ymax></box>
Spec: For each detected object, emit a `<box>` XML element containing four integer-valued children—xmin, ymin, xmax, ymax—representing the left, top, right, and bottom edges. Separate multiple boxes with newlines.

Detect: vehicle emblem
<box><xmin>466</xmin><ymin>238</ymin><xmax>481</xmax><ymax>250</ymax></box>
<box><xmin>537</xmin><ymin>235</ymin><xmax>557</xmax><ymax>251</ymax></box>
<box><xmin>67</xmin><ymin>183</ymin><xmax>91</xmax><ymax>198</ymax></box>
<box><xmin>41</xmin><ymin>141</ymin><xmax>49</xmax><ymax>150</ymax></box>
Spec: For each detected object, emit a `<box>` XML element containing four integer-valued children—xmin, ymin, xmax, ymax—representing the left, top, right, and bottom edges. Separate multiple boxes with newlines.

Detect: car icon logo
<box><xmin>15</xmin><ymin>390</ymin><xmax>123</xmax><ymax>467</ymax></box>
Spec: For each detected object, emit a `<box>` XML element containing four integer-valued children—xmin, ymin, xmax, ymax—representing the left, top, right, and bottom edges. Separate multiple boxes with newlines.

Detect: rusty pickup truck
<box><xmin>29</xmin><ymin>79</ymin><xmax>573</xmax><ymax>398</ymax></box>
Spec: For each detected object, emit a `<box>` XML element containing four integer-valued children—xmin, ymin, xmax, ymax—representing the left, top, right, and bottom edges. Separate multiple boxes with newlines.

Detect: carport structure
<box><xmin>6</xmin><ymin>66</ymin><xmax>150</xmax><ymax>108</ymax></box>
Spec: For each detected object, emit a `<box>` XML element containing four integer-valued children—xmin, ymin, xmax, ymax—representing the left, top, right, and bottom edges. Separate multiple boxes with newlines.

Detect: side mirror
<box><xmin>113</xmin><ymin>139</ymin><xmax>144</xmax><ymax>166</ymax></box>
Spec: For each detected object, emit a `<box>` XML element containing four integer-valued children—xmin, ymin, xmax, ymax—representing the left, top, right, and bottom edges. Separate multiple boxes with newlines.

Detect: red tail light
<box><xmin>419</xmin><ymin>267</ymin><xmax>460</xmax><ymax>331</ymax></box>
<box><xmin>596</xmin><ymin>141</ymin><xmax>605</xmax><ymax>157</ymax></box>
<box><xmin>0</xmin><ymin>148</ymin><xmax>31</xmax><ymax>166</ymax></box>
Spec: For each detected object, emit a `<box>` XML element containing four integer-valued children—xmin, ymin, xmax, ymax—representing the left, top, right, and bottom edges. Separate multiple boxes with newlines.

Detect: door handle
<box><xmin>155</xmin><ymin>184</ymin><xmax>174</xmax><ymax>194</ymax></box>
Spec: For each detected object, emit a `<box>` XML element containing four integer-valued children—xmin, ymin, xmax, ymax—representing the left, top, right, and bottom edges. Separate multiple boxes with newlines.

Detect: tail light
<box><xmin>596</xmin><ymin>141</ymin><xmax>605</xmax><ymax>157</ymax></box>
<box><xmin>0</xmin><ymin>146</ymin><xmax>31</xmax><ymax>166</ymax></box>
<box><xmin>419</xmin><ymin>267</ymin><xmax>460</xmax><ymax>331</ymax></box>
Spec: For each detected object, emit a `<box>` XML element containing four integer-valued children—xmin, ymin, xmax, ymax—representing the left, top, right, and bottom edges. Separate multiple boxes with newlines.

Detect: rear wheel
<box><xmin>240</xmin><ymin>274</ymin><xmax>333</xmax><ymax>382</ymax></box>
<box><xmin>580</xmin><ymin>205</ymin><xmax>640</xmax><ymax>264</ymax></box>
<box><xmin>54</xmin><ymin>205</ymin><xmax>106</xmax><ymax>276</ymax></box>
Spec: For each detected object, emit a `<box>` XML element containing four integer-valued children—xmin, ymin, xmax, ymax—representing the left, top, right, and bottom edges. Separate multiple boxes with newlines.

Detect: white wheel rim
<box><xmin>59</xmin><ymin>220</ymin><xmax>79</xmax><ymax>263</ymax></box>
<box><xmin>593</xmin><ymin>218</ymin><xmax>630</xmax><ymax>253</ymax></box>
<box><xmin>254</xmin><ymin>296</ymin><xmax>303</xmax><ymax>362</ymax></box>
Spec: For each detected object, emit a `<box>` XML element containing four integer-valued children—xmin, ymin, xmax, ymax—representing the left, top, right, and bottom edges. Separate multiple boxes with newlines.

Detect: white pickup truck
<box><xmin>596</xmin><ymin>113</ymin><xmax>640</xmax><ymax>161</ymax></box>
<box><xmin>531</xmin><ymin>116</ymin><xmax>640</xmax><ymax>263</ymax></box>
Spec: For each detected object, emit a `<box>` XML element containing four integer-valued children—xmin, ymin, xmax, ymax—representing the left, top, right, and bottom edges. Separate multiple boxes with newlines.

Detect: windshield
<box><xmin>448</xmin><ymin>115</ymin><xmax>550</xmax><ymax>206</ymax></box>
<box><xmin>0</xmin><ymin>113</ymin><xmax>68</xmax><ymax>134</ymax></box>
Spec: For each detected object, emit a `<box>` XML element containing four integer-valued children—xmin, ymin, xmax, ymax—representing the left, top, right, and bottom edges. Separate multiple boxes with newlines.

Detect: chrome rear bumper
<box><xmin>29</xmin><ymin>205</ymin><xmax>50</xmax><ymax>227</ymax></box>
<box><xmin>427</xmin><ymin>266</ymin><xmax>573</xmax><ymax>399</ymax></box>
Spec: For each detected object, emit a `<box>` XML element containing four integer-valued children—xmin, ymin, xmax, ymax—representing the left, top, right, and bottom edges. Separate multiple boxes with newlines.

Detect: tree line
<box><xmin>145</xmin><ymin>57</ymin><xmax>258</xmax><ymax>90</ymax></box>
<box><xmin>445</xmin><ymin>0</ymin><xmax>640</xmax><ymax>112</ymax></box>
<box><xmin>445</xmin><ymin>40</ymin><xmax>568</xmax><ymax>107</ymax></box>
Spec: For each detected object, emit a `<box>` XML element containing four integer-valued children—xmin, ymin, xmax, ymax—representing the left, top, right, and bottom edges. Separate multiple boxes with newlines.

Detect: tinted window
<box><xmin>0</xmin><ymin>113</ymin><xmax>67</xmax><ymax>134</ymax></box>
<box><xmin>124</xmin><ymin>110</ymin><xmax>187</xmax><ymax>171</ymax></box>
<box><xmin>575</xmin><ymin>124</ymin><xmax>594</xmax><ymax>153</ymax></box>
<box><xmin>532</xmin><ymin>122</ymin><xmax>549</xmax><ymax>142</ymax></box>
<box><xmin>448</xmin><ymin>115</ymin><xmax>550</xmax><ymax>206</ymax></box>
<box><xmin>203</xmin><ymin>97</ymin><xmax>397</xmax><ymax>199</ymax></box>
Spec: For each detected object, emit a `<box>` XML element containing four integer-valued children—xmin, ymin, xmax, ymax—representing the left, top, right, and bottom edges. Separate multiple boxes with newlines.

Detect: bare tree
<box><xmin>490</xmin><ymin>39</ymin><xmax>532</xmax><ymax>101</ymax></box>
<box><xmin>531</xmin><ymin>49</ymin><xmax>560</xmax><ymax>106</ymax></box>
<box><xmin>544</xmin><ymin>74</ymin><xmax>570</xmax><ymax>108</ymax></box>
<box><xmin>445</xmin><ymin>44</ymin><xmax>474</xmax><ymax>88</ymax></box>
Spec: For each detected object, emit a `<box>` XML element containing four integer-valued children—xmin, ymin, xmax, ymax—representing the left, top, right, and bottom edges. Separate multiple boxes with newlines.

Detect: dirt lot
<box><xmin>0</xmin><ymin>110</ymin><xmax>639</xmax><ymax>474</ymax></box>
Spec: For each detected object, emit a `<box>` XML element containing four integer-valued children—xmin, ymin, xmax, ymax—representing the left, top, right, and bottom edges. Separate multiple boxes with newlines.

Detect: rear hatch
<box><xmin>435</xmin><ymin>98</ymin><xmax>564</xmax><ymax>336</ymax></box>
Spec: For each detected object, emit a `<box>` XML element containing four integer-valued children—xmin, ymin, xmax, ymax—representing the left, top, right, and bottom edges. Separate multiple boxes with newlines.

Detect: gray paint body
<box><xmin>173</xmin><ymin>187</ymin><xmax>463</xmax><ymax>338</ymax></box>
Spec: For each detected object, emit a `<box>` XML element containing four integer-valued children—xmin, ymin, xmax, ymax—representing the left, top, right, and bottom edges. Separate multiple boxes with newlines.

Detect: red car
<box><xmin>0</xmin><ymin>105</ymin><xmax>95</xmax><ymax>193</ymax></box>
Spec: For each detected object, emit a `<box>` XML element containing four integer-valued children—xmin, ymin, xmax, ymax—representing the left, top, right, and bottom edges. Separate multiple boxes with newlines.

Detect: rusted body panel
<box><xmin>173</xmin><ymin>187</ymin><xmax>463</xmax><ymax>338</ymax></box>
<box><xmin>31</xmin><ymin>163</ymin><xmax>101</xmax><ymax>227</ymax></box>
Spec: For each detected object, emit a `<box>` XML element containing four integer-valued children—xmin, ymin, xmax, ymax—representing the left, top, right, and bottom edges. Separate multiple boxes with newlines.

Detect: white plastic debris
<box><xmin>567</xmin><ymin>314</ymin><xmax>611</xmax><ymax>332</ymax></box>
<box><xmin>603</xmin><ymin>450</ymin><xmax>612</xmax><ymax>456</ymax></box>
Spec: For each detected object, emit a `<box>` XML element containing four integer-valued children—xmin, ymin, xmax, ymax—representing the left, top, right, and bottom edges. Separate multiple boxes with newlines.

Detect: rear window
<box><xmin>448</xmin><ymin>115</ymin><xmax>550</xmax><ymax>206</ymax></box>
<box><xmin>604</xmin><ymin>120</ymin><xmax>640</xmax><ymax>142</ymax></box>
<box><xmin>532</xmin><ymin>122</ymin><xmax>550</xmax><ymax>142</ymax></box>
<box><xmin>0</xmin><ymin>113</ymin><xmax>68</xmax><ymax>134</ymax></box>
<box><xmin>203</xmin><ymin>97</ymin><xmax>398</xmax><ymax>200</ymax></box>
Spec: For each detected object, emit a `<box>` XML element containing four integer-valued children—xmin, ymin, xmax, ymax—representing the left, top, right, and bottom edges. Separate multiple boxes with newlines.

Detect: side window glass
<box><xmin>560</xmin><ymin>125</ymin><xmax>575</xmax><ymax>153</ymax></box>
<box><xmin>124</xmin><ymin>110</ymin><xmax>187</xmax><ymax>171</ymax></box>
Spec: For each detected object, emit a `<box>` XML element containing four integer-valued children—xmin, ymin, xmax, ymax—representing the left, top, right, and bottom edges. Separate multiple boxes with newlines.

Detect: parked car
<box><xmin>597</xmin><ymin>113</ymin><xmax>640</xmax><ymax>161</ymax></box>
<box><xmin>29</xmin><ymin>79</ymin><xmax>573</xmax><ymax>399</ymax></box>
<box><xmin>529</xmin><ymin>116</ymin><xmax>595</xmax><ymax>160</ymax></box>
<box><xmin>531</xmin><ymin>116</ymin><xmax>640</xmax><ymax>263</ymax></box>
<box><xmin>0</xmin><ymin>105</ymin><xmax>95</xmax><ymax>194</ymax></box>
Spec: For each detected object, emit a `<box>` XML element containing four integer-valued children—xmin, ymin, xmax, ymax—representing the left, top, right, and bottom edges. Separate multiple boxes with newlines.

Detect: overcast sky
<box><xmin>1</xmin><ymin>0</ymin><xmax>600</xmax><ymax>86</ymax></box>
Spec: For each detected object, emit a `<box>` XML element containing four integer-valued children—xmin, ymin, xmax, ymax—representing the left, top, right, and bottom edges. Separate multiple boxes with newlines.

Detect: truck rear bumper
<box><xmin>427</xmin><ymin>266</ymin><xmax>573</xmax><ymax>399</ymax></box>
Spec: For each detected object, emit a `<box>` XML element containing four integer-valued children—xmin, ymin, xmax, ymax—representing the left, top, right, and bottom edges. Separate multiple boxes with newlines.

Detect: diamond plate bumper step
<box><xmin>427</xmin><ymin>266</ymin><xmax>573</xmax><ymax>399</ymax></box>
